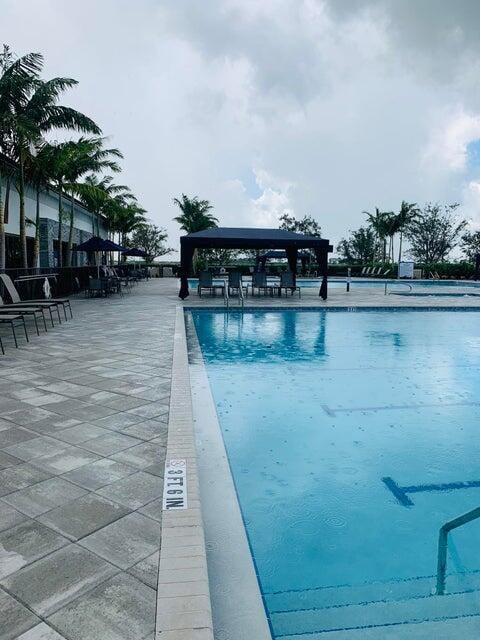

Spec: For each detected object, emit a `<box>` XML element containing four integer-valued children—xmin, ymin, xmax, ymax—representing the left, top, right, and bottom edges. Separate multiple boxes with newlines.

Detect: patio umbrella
<box><xmin>75</xmin><ymin>236</ymin><xmax>126</xmax><ymax>252</ymax></box>
<box><xmin>122</xmin><ymin>247</ymin><xmax>148</xmax><ymax>258</ymax></box>
<box><xmin>75</xmin><ymin>236</ymin><xmax>127</xmax><ymax>276</ymax></box>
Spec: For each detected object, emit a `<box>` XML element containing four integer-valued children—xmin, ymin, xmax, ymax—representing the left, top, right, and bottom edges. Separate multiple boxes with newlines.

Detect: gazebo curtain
<box><xmin>179</xmin><ymin>244</ymin><xmax>195</xmax><ymax>300</ymax></box>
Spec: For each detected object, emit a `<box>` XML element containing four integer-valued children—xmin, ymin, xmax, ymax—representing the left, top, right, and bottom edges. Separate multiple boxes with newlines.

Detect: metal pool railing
<box><xmin>384</xmin><ymin>281</ymin><xmax>413</xmax><ymax>295</ymax></box>
<box><xmin>238</xmin><ymin>281</ymin><xmax>245</xmax><ymax>308</ymax></box>
<box><xmin>436</xmin><ymin>506</ymin><xmax>480</xmax><ymax>595</ymax></box>
<box><xmin>223</xmin><ymin>280</ymin><xmax>229</xmax><ymax>309</ymax></box>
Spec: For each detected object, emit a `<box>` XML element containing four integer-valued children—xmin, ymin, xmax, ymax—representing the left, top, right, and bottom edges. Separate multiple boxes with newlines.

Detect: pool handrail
<box><xmin>436</xmin><ymin>505</ymin><xmax>480</xmax><ymax>595</ymax></box>
<box><xmin>384</xmin><ymin>281</ymin><xmax>413</xmax><ymax>295</ymax></box>
<box><xmin>223</xmin><ymin>279</ymin><xmax>229</xmax><ymax>309</ymax></box>
<box><xmin>238</xmin><ymin>279</ymin><xmax>245</xmax><ymax>308</ymax></box>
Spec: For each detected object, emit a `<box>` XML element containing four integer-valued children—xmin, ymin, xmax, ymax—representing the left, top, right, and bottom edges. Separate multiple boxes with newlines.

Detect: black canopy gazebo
<box><xmin>179</xmin><ymin>227</ymin><xmax>333</xmax><ymax>300</ymax></box>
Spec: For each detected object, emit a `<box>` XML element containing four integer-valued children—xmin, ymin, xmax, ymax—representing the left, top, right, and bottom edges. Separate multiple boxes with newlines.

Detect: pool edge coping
<box><xmin>155</xmin><ymin>305</ymin><xmax>214</xmax><ymax>639</ymax></box>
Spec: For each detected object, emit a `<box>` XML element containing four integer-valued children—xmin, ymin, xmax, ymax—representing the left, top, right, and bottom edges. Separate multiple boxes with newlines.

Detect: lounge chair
<box><xmin>382</xmin><ymin>268</ymin><xmax>391</xmax><ymax>277</ymax></box>
<box><xmin>277</xmin><ymin>271</ymin><xmax>301</xmax><ymax>298</ymax></box>
<box><xmin>0</xmin><ymin>274</ymin><xmax>72</xmax><ymax>322</ymax></box>
<box><xmin>228</xmin><ymin>271</ymin><xmax>245</xmax><ymax>296</ymax></box>
<box><xmin>0</xmin><ymin>296</ymin><xmax>48</xmax><ymax>335</ymax></box>
<box><xmin>0</xmin><ymin>313</ymin><xmax>29</xmax><ymax>348</ymax></box>
<box><xmin>198</xmin><ymin>271</ymin><xmax>224</xmax><ymax>297</ymax></box>
<box><xmin>250</xmin><ymin>271</ymin><xmax>271</xmax><ymax>296</ymax></box>
<box><xmin>360</xmin><ymin>267</ymin><xmax>367</xmax><ymax>276</ymax></box>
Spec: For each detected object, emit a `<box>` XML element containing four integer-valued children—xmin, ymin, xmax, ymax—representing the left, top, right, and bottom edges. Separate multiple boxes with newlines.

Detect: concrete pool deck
<box><xmin>2</xmin><ymin>277</ymin><xmax>480</xmax><ymax>640</ymax></box>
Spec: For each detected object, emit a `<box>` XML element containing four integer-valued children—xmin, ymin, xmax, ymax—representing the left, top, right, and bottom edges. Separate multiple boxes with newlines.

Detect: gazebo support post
<box><xmin>315</xmin><ymin>248</ymin><xmax>328</xmax><ymax>300</ymax></box>
<box><xmin>285</xmin><ymin>247</ymin><xmax>298</xmax><ymax>285</ymax></box>
<box><xmin>179</xmin><ymin>241</ymin><xmax>195</xmax><ymax>299</ymax></box>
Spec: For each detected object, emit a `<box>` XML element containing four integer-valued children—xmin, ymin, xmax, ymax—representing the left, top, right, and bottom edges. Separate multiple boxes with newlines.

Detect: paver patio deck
<box><xmin>0</xmin><ymin>279</ymin><xmax>174</xmax><ymax>640</ymax></box>
<box><xmin>2</xmin><ymin>277</ymin><xmax>480</xmax><ymax>640</ymax></box>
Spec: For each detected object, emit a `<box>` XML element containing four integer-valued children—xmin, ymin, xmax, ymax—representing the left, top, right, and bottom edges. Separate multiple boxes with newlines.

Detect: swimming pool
<box><xmin>190</xmin><ymin>308</ymin><xmax>480</xmax><ymax>637</ymax></box>
<box><xmin>188</xmin><ymin>277</ymin><xmax>480</xmax><ymax>291</ymax></box>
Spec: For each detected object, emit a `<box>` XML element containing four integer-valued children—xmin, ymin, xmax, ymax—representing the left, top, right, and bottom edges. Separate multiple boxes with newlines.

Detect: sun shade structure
<box><xmin>179</xmin><ymin>227</ymin><xmax>333</xmax><ymax>299</ymax></box>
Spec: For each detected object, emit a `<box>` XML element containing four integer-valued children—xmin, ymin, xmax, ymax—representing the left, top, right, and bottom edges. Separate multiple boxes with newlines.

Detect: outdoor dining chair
<box><xmin>277</xmin><ymin>271</ymin><xmax>301</xmax><ymax>298</ymax></box>
<box><xmin>250</xmin><ymin>271</ymin><xmax>271</xmax><ymax>296</ymax></box>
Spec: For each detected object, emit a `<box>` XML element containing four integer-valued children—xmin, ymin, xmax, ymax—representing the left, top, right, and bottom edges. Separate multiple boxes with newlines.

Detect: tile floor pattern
<box><xmin>0</xmin><ymin>279</ymin><xmax>174</xmax><ymax>640</ymax></box>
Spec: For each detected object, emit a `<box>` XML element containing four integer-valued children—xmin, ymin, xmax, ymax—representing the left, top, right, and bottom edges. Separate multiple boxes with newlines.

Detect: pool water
<box><xmin>188</xmin><ymin>277</ymin><xmax>480</xmax><ymax>291</ymax></box>
<box><xmin>190</xmin><ymin>309</ymin><xmax>480</xmax><ymax>637</ymax></box>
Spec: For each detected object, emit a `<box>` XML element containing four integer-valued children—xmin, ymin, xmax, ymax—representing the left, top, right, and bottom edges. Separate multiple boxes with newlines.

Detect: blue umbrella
<box><xmin>75</xmin><ymin>236</ymin><xmax>126</xmax><ymax>252</ymax></box>
<box><xmin>75</xmin><ymin>236</ymin><xmax>127</xmax><ymax>276</ymax></box>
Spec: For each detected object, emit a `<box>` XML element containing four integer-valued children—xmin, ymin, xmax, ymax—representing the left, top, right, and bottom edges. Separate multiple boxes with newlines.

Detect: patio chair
<box><xmin>0</xmin><ymin>295</ymin><xmax>47</xmax><ymax>335</ymax></box>
<box><xmin>228</xmin><ymin>271</ymin><xmax>245</xmax><ymax>296</ymax></box>
<box><xmin>111</xmin><ymin>268</ymin><xmax>131</xmax><ymax>292</ymax></box>
<box><xmin>198</xmin><ymin>271</ymin><xmax>224</xmax><ymax>297</ymax></box>
<box><xmin>88</xmin><ymin>277</ymin><xmax>109</xmax><ymax>297</ymax></box>
<box><xmin>0</xmin><ymin>313</ymin><xmax>29</xmax><ymax>348</ymax></box>
<box><xmin>250</xmin><ymin>271</ymin><xmax>271</xmax><ymax>296</ymax></box>
<box><xmin>277</xmin><ymin>271</ymin><xmax>301</xmax><ymax>298</ymax></box>
<box><xmin>0</xmin><ymin>274</ymin><xmax>71</xmax><ymax>322</ymax></box>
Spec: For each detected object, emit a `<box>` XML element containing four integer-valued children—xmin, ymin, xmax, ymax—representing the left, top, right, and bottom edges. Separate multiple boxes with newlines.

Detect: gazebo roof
<box><xmin>181</xmin><ymin>227</ymin><xmax>332</xmax><ymax>250</ymax></box>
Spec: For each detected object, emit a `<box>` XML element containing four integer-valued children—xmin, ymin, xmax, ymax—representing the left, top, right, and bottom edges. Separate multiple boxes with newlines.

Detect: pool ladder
<box><xmin>436</xmin><ymin>506</ymin><xmax>480</xmax><ymax>595</ymax></box>
<box><xmin>223</xmin><ymin>280</ymin><xmax>245</xmax><ymax>309</ymax></box>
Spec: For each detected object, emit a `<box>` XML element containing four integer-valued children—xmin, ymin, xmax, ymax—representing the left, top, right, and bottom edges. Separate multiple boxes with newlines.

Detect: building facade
<box><xmin>2</xmin><ymin>175</ymin><xmax>107</xmax><ymax>268</ymax></box>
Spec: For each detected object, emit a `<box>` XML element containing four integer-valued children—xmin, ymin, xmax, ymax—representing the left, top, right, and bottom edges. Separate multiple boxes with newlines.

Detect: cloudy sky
<box><xmin>4</xmin><ymin>0</ymin><xmax>480</xmax><ymax>255</ymax></box>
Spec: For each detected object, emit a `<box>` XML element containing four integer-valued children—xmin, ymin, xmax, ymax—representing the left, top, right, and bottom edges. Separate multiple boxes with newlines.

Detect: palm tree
<box><xmin>60</xmin><ymin>138</ymin><xmax>122</xmax><ymax>266</ymax></box>
<box><xmin>395</xmin><ymin>201</ymin><xmax>418</xmax><ymax>265</ymax></box>
<box><xmin>173</xmin><ymin>194</ymin><xmax>217</xmax><ymax>233</ymax></box>
<box><xmin>77</xmin><ymin>174</ymin><xmax>132</xmax><ymax>237</ymax></box>
<box><xmin>364</xmin><ymin>208</ymin><xmax>392</xmax><ymax>264</ymax></box>
<box><xmin>7</xmin><ymin>71</ymin><xmax>100</xmax><ymax>267</ymax></box>
<box><xmin>173</xmin><ymin>195</ymin><xmax>217</xmax><ymax>273</ymax></box>
<box><xmin>0</xmin><ymin>46</ymin><xmax>42</xmax><ymax>270</ymax></box>
<box><xmin>109</xmin><ymin>201</ymin><xmax>146</xmax><ymax>251</ymax></box>
<box><xmin>24</xmin><ymin>142</ymin><xmax>53</xmax><ymax>268</ymax></box>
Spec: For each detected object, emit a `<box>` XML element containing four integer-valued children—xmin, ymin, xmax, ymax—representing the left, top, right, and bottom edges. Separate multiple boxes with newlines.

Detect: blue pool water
<box><xmin>190</xmin><ymin>309</ymin><xmax>480</xmax><ymax>636</ymax></box>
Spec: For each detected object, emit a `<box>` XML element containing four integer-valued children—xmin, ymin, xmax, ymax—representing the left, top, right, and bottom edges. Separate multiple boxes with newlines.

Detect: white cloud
<box><xmin>3</xmin><ymin>0</ymin><xmax>480</xmax><ymax>252</ymax></box>
<box><xmin>422</xmin><ymin>109</ymin><xmax>480</xmax><ymax>173</ymax></box>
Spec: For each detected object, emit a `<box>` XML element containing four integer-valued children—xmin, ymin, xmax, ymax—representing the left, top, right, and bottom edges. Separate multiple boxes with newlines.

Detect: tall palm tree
<box><xmin>173</xmin><ymin>194</ymin><xmax>217</xmax><ymax>233</ymax></box>
<box><xmin>364</xmin><ymin>208</ymin><xmax>392</xmax><ymax>264</ymax></box>
<box><xmin>0</xmin><ymin>46</ymin><xmax>42</xmax><ymax>270</ymax></box>
<box><xmin>8</xmin><ymin>72</ymin><xmax>100</xmax><ymax>267</ymax></box>
<box><xmin>173</xmin><ymin>195</ymin><xmax>217</xmax><ymax>273</ymax></box>
<box><xmin>24</xmin><ymin>142</ymin><xmax>52</xmax><ymax>268</ymax></box>
<box><xmin>77</xmin><ymin>174</ymin><xmax>132</xmax><ymax>237</ymax></box>
<box><xmin>395</xmin><ymin>201</ymin><xmax>418</xmax><ymax>265</ymax></box>
<box><xmin>109</xmin><ymin>201</ymin><xmax>146</xmax><ymax>251</ymax></box>
<box><xmin>60</xmin><ymin>138</ymin><xmax>122</xmax><ymax>266</ymax></box>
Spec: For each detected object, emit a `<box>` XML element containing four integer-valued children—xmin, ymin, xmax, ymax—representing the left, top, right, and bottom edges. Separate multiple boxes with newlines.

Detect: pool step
<box><xmin>266</xmin><ymin>571</ymin><xmax>480</xmax><ymax>613</ymax></box>
<box><xmin>267</xmin><ymin>575</ymin><xmax>480</xmax><ymax>638</ymax></box>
